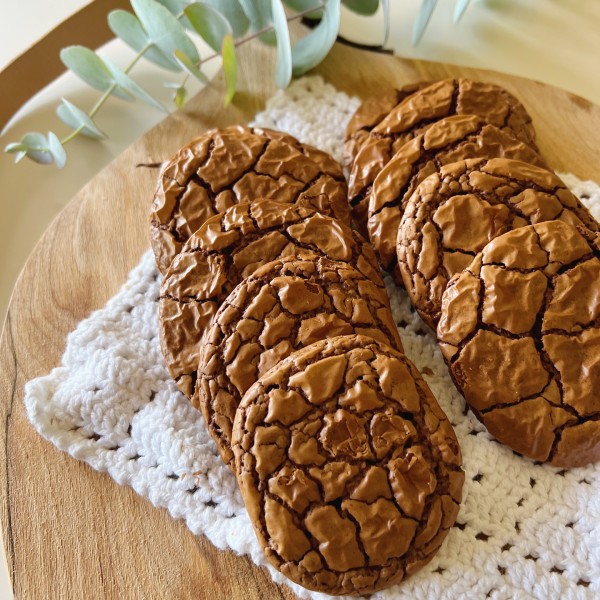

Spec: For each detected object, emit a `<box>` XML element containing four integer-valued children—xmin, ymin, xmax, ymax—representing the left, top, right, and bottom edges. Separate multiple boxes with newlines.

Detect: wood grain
<box><xmin>1</xmin><ymin>35</ymin><xmax>600</xmax><ymax>599</ymax></box>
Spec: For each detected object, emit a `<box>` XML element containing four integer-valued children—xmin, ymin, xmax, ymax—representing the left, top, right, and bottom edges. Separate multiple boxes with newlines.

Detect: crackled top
<box><xmin>150</xmin><ymin>125</ymin><xmax>349</xmax><ymax>274</ymax></box>
<box><xmin>438</xmin><ymin>221</ymin><xmax>600</xmax><ymax>467</ymax></box>
<box><xmin>159</xmin><ymin>200</ymin><xmax>382</xmax><ymax>398</ymax></box>
<box><xmin>347</xmin><ymin>78</ymin><xmax>536</xmax><ymax>229</ymax></box>
<box><xmin>367</xmin><ymin>115</ymin><xmax>546</xmax><ymax>274</ymax></box>
<box><xmin>398</xmin><ymin>158</ymin><xmax>598</xmax><ymax>329</ymax></box>
<box><xmin>342</xmin><ymin>82</ymin><xmax>430</xmax><ymax>167</ymax></box>
<box><xmin>232</xmin><ymin>334</ymin><xmax>464</xmax><ymax>595</ymax></box>
<box><xmin>198</xmin><ymin>255</ymin><xmax>403</xmax><ymax>467</ymax></box>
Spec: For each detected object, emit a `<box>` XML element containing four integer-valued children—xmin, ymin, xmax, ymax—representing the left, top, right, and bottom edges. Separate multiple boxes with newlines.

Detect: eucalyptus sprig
<box><xmin>4</xmin><ymin>0</ymin><xmax>470</xmax><ymax>168</ymax></box>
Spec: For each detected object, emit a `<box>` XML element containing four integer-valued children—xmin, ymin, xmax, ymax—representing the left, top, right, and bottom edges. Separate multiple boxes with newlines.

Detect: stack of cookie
<box><xmin>345</xmin><ymin>78</ymin><xmax>599</xmax><ymax>468</ymax></box>
<box><xmin>150</xmin><ymin>125</ymin><xmax>464</xmax><ymax>595</ymax></box>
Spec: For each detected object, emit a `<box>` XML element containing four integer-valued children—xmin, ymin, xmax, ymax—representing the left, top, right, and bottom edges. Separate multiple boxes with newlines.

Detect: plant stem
<box><xmin>60</xmin><ymin>43</ymin><xmax>153</xmax><ymax>146</ymax></box>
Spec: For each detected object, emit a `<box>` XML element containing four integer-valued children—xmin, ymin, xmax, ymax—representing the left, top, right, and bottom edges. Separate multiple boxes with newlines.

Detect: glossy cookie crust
<box><xmin>232</xmin><ymin>335</ymin><xmax>464</xmax><ymax>595</ymax></box>
<box><xmin>348</xmin><ymin>78</ymin><xmax>537</xmax><ymax>230</ymax></box>
<box><xmin>437</xmin><ymin>221</ymin><xmax>600</xmax><ymax>467</ymax></box>
<box><xmin>198</xmin><ymin>255</ymin><xmax>403</xmax><ymax>467</ymax></box>
<box><xmin>343</xmin><ymin>82</ymin><xmax>431</xmax><ymax>167</ymax></box>
<box><xmin>150</xmin><ymin>125</ymin><xmax>349</xmax><ymax>274</ymax></box>
<box><xmin>159</xmin><ymin>200</ymin><xmax>382</xmax><ymax>398</ymax></box>
<box><xmin>398</xmin><ymin>158</ymin><xmax>598</xmax><ymax>329</ymax></box>
<box><xmin>368</xmin><ymin>114</ymin><xmax>546</xmax><ymax>274</ymax></box>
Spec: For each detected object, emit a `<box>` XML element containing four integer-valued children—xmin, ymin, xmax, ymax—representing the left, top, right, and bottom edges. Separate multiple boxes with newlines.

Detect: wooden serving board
<box><xmin>1</xmin><ymin>34</ymin><xmax>600</xmax><ymax>599</ymax></box>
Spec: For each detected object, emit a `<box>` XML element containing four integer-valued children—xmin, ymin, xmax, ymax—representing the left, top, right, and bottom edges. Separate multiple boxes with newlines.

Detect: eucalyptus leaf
<box><xmin>342</xmin><ymin>0</ymin><xmax>378</xmax><ymax>16</ymax></box>
<box><xmin>454</xmin><ymin>0</ymin><xmax>470</xmax><ymax>22</ymax></box>
<box><xmin>173</xmin><ymin>50</ymin><xmax>210</xmax><ymax>83</ymax></box>
<box><xmin>201</xmin><ymin>0</ymin><xmax>250</xmax><ymax>37</ymax></box>
<box><xmin>184</xmin><ymin>3</ymin><xmax>233</xmax><ymax>52</ymax></box>
<box><xmin>381</xmin><ymin>0</ymin><xmax>390</xmax><ymax>45</ymax></box>
<box><xmin>20</xmin><ymin>132</ymin><xmax>53</xmax><ymax>165</ymax></box>
<box><xmin>175</xmin><ymin>85</ymin><xmax>188</xmax><ymax>108</ymax></box>
<box><xmin>108</xmin><ymin>10</ymin><xmax>181</xmax><ymax>71</ymax></box>
<box><xmin>56</xmin><ymin>98</ymin><xmax>107</xmax><ymax>140</ymax></box>
<box><xmin>271</xmin><ymin>0</ymin><xmax>292</xmax><ymax>87</ymax></box>
<box><xmin>131</xmin><ymin>0</ymin><xmax>199</xmax><ymax>65</ymax></box>
<box><xmin>238</xmin><ymin>0</ymin><xmax>276</xmax><ymax>45</ymax></box>
<box><xmin>412</xmin><ymin>0</ymin><xmax>438</xmax><ymax>45</ymax></box>
<box><xmin>283</xmin><ymin>0</ymin><xmax>323</xmax><ymax>19</ymax></box>
<box><xmin>155</xmin><ymin>0</ymin><xmax>186</xmax><ymax>14</ymax></box>
<box><xmin>47</xmin><ymin>132</ymin><xmax>67</xmax><ymax>168</ymax></box>
<box><xmin>60</xmin><ymin>46</ymin><xmax>134</xmax><ymax>101</ymax></box>
<box><xmin>103</xmin><ymin>57</ymin><xmax>169</xmax><ymax>112</ymax></box>
<box><xmin>291</xmin><ymin>0</ymin><xmax>339</xmax><ymax>75</ymax></box>
<box><xmin>222</xmin><ymin>34</ymin><xmax>237</xmax><ymax>105</ymax></box>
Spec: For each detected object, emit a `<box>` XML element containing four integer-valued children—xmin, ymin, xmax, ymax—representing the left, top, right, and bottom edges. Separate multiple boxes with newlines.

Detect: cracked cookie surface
<box><xmin>343</xmin><ymin>82</ymin><xmax>431</xmax><ymax>167</ymax></box>
<box><xmin>368</xmin><ymin>115</ymin><xmax>547</xmax><ymax>275</ymax></box>
<box><xmin>348</xmin><ymin>78</ymin><xmax>537</xmax><ymax>230</ymax></box>
<box><xmin>398</xmin><ymin>158</ymin><xmax>599</xmax><ymax>329</ymax></box>
<box><xmin>150</xmin><ymin>125</ymin><xmax>349</xmax><ymax>274</ymax></box>
<box><xmin>198</xmin><ymin>255</ymin><xmax>403</xmax><ymax>467</ymax></box>
<box><xmin>232</xmin><ymin>334</ymin><xmax>464</xmax><ymax>596</ymax></box>
<box><xmin>159</xmin><ymin>200</ymin><xmax>383</xmax><ymax>398</ymax></box>
<box><xmin>437</xmin><ymin>221</ymin><xmax>600</xmax><ymax>467</ymax></box>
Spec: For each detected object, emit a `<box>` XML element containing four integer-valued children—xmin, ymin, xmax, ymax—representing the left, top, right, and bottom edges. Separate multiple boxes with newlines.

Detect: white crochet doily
<box><xmin>25</xmin><ymin>77</ymin><xmax>600</xmax><ymax>600</ymax></box>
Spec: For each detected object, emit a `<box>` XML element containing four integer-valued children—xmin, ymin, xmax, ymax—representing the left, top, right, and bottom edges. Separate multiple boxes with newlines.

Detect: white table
<box><xmin>0</xmin><ymin>1</ymin><xmax>599</xmax><ymax>597</ymax></box>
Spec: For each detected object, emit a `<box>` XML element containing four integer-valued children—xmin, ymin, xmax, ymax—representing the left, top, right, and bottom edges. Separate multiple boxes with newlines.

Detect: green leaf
<box><xmin>131</xmin><ymin>0</ymin><xmax>199</xmax><ymax>64</ymax></box>
<box><xmin>283</xmin><ymin>0</ymin><xmax>323</xmax><ymax>19</ymax></box>
<box><xmin>175</xmin><ymin>85</ymin><xmax>188</xmax><ymax>108</ymax></box>
<box><xmin>291</xmin><ymin>0</ymin><xmax>339</xmax><ymax>75</ymax></box>
<box><xmin>271</xmin><ymin>0</ymin><xmax>292</xmax><ymax>87</ymax></box>
<box><xmin>238</xmin><ymin>0</ymin><xmax>276</xmax><ymax>44</ymax></box>
<box><xmin>173</xmin><ymin>50</ymin><xmax>210</xmax><ymax>83</ymax></box>
<box><xmin>47</xmin><ymin>132</ymin><xmax>67</xmax><ymax>168</ymax></box>
<box><xmin>108</xmin><ymin>10</ymin><xmax>181</xmax><ymax>71</ymax></box>
<box><xmin>454</xmin><ymin>0</ymin><xmax>470</xmax><ymax>22</ymax></box>
<box><xmin>184</xmin><ymin>3</ymin><xmax>233</xmax><ymax>52</ymax></box>
<box><xmin>155</xmin><ymin>0</ymin><xmax>185</xmax><ymax>14</ymax></box>
<box><xmin>222</xmin><ymin>34</ymin><xmax>237</xmax><ymax>105</ymax></box>
<box><xmin>412</xmin><ymin>0</ymin><xmax>438</xmax><ymax>45</ymax></box>
<box><xmin>103</xmin><ymin>57</ymin><xmax>169</xmax><ymax>112</ymax></box>
<box><xmin>381</xmin><ymin>0</ymin><xmax>390</xmax><ymax>45</ymax></box>
<box><xmin>342</xmin><ymin>0</ymin><xmax>378</xmax><ymax>15</ymax></box>
<box><xmin>200</xmin><ymin>0</ymin><xmax>250</xmax><ymax>37</ymax></box>
<box><xmin>5</xmin><ymin>132</ymin><xmax>53</xmax><ymax>165</ymax></box>
<box><xmin>56</xmin><ymin>98</ymin><xmax>107</xmax><ymax>140</ymax></box>
<box><xmin>60</xmin><ymin>46</ymin><xmax>134</xmax><ymax>101</ymax></box>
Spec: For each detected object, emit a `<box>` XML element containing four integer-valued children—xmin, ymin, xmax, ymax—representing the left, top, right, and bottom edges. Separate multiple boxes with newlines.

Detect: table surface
<box><xmin>0</xmin><ymin>2</ymin><xmax>599</xmax><ymax>598</ymax></box>
<box><xmin>1</xmin><ymin>32</ymin><xmax>600</xmax><ymax>599</ymax></box>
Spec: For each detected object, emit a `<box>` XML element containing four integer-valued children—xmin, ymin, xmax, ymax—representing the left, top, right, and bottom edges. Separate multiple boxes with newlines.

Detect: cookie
<box><xmin>348</xmin><ymin>78</ymin><xmax>537</xmax><ymax>229</ymax></box>
<box><xmin>397</xmin><ymin>158</ymin><xmax>599</xmax><ymax>329</ymax></box>
<box><xmin>232</xmin><ymin>334</ymin><xmax>464</xmax><ymax>595</ymax></box>
<box><xmin>368</xmin><ymin>115</ymin><xmax>547</xmax><ymax>273</ymax></box>
<box><xmin>437</xmin><ymin>221</ymin><xmax>600</xmax><ymax>467</ymax></box>
<box><xmin>150</xmin><ymin>125</ymin><xmax>349</xmax><ymax>274</ymax></box>
<box><xmin>198</xmin><ymin>255</ymin><xmax>403</xmax><ymax>466</ymax></box>
<box><xmin>159</xmin><ymin>200</ymin><xmax>383</xmax><ymax>398</ymax></box>
<box><xmin>343</xmin><ymin>82</ymin><xmax>431</xmax><ymax>167</ymax></box>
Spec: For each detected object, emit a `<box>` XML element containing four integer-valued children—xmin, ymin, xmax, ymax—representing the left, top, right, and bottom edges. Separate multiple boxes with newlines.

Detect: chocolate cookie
<box><xmin>397</xmin><ymin>158</ymin><xmax>598</xmax><ymax>329</ymax></box>
<box><xmin>368</xmin><ymin>115</ymin><xmax>547</xmax><ymax>273</ymax></box>
<box><xmin>437</xmin><ymin>221</ymin><xmax>600</xmax><ymax>467</ymax></box>
<box><xmin>232</xmin><ymin>334</ymin><xmax>464</xmax><ymax>595</ymax></box>
<box><xmin>343</xmin><ymin>82</ymin><xmax>431</xmax><ymax>167</ymax></box>
<box><xmin>159</xmin><ymin>200</ymin><xmax>382</xmax><ymax>398</ymax></box>
<box><xmin>150</xmin><ymin>125</ymin><xmax>349</xmax><ymax>274</ymax></box>
<box><xmin>348</xmin><ymin>78</ymin><xmax>537</xmax><ymax>229</ymax></box>
<box><xmin>198</xmin><ymin>255</ymin><xmax>403</xmax><ymax>466</ymax></box>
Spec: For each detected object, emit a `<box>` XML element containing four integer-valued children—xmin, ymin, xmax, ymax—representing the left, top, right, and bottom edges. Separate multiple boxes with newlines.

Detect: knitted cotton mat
<box><xmin>25</xmin><ymin>76</ymin><xmax>600</xmax><ymax>600</ymax></box>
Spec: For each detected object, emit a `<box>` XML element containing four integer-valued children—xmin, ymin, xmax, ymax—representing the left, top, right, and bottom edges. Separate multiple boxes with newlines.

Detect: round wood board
<box><xmin>1</xmin><ymin>36</ymin><xmax>600</xmax><ymax>599</ymax></box>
